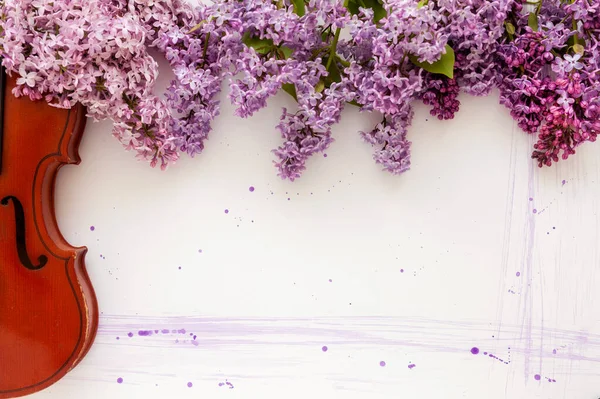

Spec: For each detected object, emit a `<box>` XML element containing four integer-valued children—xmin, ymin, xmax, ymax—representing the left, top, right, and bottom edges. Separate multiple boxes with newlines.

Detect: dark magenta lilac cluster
<box><xmin>0</xmin><ymin>0</ymin><xmax>598</xmax><ymax>180</ymax></box>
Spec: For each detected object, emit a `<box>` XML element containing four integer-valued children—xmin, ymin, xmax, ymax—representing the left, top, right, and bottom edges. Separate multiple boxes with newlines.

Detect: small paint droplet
<box><xmin>127</xmin><ymin>332</ymin><xmax>133</xmax><ymax>338</ymax></box>
<box><xmin>322</xmin><ymin>346</ymin><xmax>328</xmax><ymax>352</ymax></box>
<box><xmin>562</xmin><ymin>180</ymin><xmax>566</xmax><ymax>186</ymax></box>
<box><xmin>178</xmin><ymin>266</ymin><xmax>182</xmax><ymax>270</ymax></box>
<box><xmin>408</xmin><ymin>364</ymin><xmax>416</xmax><ymax>369</ymax></box>
<box><xmin>324</xmin><ymin>154</ymin><xmax>328</xmax><ymax>158</ymax></box>
<box><xmin>116</xmin><ymin>337</ymin><xmax>119</xmax><ymax>340</ymax></box>
<box><xmin>117</xmin><ymin>378</ymin><xmax>123</xmax><ymax>384</ymax></box>
<box><xmin>287</xmin><ymin>198</ymin><xmax>290</xmax><ymax>201</ymax></box>
<box><xmin>533</xmin><ymin>209</ymin><xmax>538</xmax><ymax>214</ymax></box>
<box><xmin>224</xmin><ymin>209</ymin><xmax>229</xmax><ymax>214</ymax></box>
<box><xmin>529</xmin><ymin>198</ymin><xmax>533</xmax><ymax>201</ymax></box>
<box><xmin>138</xmin><ymin>330</ymin><xmax>153</xmax><ymax>336</ymax></box>
<box><xmin>90</xmin><ymin>226</ymin><xmax>95</xmax><ymax>231</ymax></box>
<box><xmin>379</xmin><ymin>361</ymin><xmax>386</xmax><ymax>367</ymax></box>
<box><xmin>534</xmin><ymin>374</ymin><xmax>541</xmax><ymax>381</ymax></box>
<box><xmin>400</xmin><ymin>269</ymin><xmax>404</xmax><ymax>273</ymax></box>
<box><xmin>516</xmin><ymin>272</ymin><xmax>521</xmax><ymax>277</ymax></box>
<box><xmin>471</xmin><ymin>347</ymin><xmax>480</xmax><ymax>355</ymax></box>
<box><xmin>552</xmin><ymin>349</ymin><xmax>557</xmax><ymax>354</ymax></box>
<box><xmin>328</xmin><ymin>279</ymin><xmax>332</xmax><ymax>283</ymax></box>
<box><xmin>198</xmin><ymin>249</ymin><xmax>203</xmax><ymax>253</ymax></box>
<box><xmin>249</xmin><ymin>186</ymin><xmax>255</xmax><ymax>192</ymax></box>
<box><xmin>187</xmin><ymin>382</ymin><xmax>193</xmax><ymax>388</ymax></box>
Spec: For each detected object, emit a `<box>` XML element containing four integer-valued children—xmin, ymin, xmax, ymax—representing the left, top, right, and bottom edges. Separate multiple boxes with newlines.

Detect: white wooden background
<box><xmin>23</xmin><ymin>53</ymin><xmax>600</xmax><ymax>398</ymax></box>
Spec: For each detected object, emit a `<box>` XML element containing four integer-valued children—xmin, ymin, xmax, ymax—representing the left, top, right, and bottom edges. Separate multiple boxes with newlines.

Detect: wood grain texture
<box><xmin>0</xmin><ymin>74</ymin><xmax>98</xmax><ymax>398</ymax></box>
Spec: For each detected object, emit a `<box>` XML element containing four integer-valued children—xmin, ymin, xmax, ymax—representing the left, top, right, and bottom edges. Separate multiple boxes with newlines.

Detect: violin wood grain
<box><xmin>0</xmin><ymin>73</ymin><xmax>98</xmax><ymax>398</ymax></box>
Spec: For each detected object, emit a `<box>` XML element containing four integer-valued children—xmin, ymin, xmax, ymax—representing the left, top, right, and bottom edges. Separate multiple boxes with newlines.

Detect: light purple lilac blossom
<box><xmin>1</xmin><ymin>0</ymin><xmax>599</xmax><ymax>179</ymax></box>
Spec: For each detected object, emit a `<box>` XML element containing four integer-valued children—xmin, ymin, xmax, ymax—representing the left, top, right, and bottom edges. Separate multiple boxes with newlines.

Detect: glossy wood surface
<box><xmin>0</xmin><ymin>73</ymin><xmax>98</xmax><ymax>398</ymax></box>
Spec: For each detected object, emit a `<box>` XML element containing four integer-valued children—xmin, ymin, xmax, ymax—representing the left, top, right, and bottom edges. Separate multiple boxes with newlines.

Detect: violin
<box><xmin>0</xmin><ymin>66</ymin><xmax>98</xmax><ymax>397</ymax></box>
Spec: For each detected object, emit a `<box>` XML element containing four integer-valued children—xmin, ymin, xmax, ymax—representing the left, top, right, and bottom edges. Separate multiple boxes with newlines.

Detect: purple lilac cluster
<box><xmin>156</xmin><ymin>1</ymin><xmax>243</xmax><ymax>158</ymax></box>
<box><xmin>344</xmin><ymin>0</ymin><xmax>509</xmax><ymax>174</ymax></box>
<box><xmin>1</xmin><ymin>0</ymin><xmax>600</xmax><ymax>180</ymax></box>
<box><xmin>226</xmin><ymin>0</ymin><xmax>352</xmax><ymax>180</ymax></box>
<box><xmin>497</xmin><ymin>0</ymin><xmax>600</xmax><ymax>167</ymax></box>
<box><xmin>0</xmin><ymin>0</ymin><xmax>196</xmax><ymax>169</ymax></box>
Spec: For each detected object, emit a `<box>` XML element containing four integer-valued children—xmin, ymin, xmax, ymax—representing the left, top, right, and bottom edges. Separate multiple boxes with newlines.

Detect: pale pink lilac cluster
<box><xmin>0</xmin><ymin>0</ymin><xmax>196</xmax><ymax>169</ymax></box>
<box><xmin>1</xmin><ymin>0</ymin><xmax>600</xmax><ymax>180</ymax></box>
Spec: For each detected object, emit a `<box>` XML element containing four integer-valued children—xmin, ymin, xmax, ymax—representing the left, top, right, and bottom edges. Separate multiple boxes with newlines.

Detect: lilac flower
<box><xmin>1</xmin><ymin>0</ymin><xmax>599</xmax><ymax>179</ymax></box>
<box><xmin>563</xmin><ymin>54</ymin><xmax>584</xmax><ymax>72</ymax></box>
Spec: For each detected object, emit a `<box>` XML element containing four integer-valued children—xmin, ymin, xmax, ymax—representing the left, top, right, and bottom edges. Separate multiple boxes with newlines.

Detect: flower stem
<box><xmin>325</xmin><ymin>0</ymin><xmax>349</xmax><ymax>71</ymax></box>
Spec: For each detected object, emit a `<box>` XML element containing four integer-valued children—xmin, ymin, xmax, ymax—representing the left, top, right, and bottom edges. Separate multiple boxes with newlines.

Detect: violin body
<box><xmin>0</xmin><ymin>70</ymin><xmax>98</xmax><ymax>397</ymax></box>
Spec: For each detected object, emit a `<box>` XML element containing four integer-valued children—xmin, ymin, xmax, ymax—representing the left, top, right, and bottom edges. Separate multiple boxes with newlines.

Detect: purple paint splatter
<box><xmin>90</xmin><ymin>226</ymin><xmax>95</xmax><ymax>231</ymax></box>
<box><xmin>138</xmin><ymin>330</ymin><xmax>153</xmax><ymax>336</ymax></box>
<box><xmin>533</xmin><ymin>209</ymin><xmax>538</xmax><ymax>214</ymax></box>
<box><xmin>322</xmin><ymin>346</ymin><xmax>328</xmax><ymax>352</ymax></box>
<box><xmin>117</xmin><ymin>378</ymin><xmax>123</xmax><ymax>384</ymax></box>
<box><xmin>127</xmin><ymin>332</ymin><xmax>133</xmax><ymax>338</ymax></box>
<box><xmin>187</xmin><ymin>382</ymin><xmax>193</xmax><ymax>388</ymax></box>
<box><xmin>249</xmin><ymin>186</ymin><xmax>255</xmax><ymax>192</ymax></box>
<box><xmin>562</xmin><ymin>179</ymin><xmax>566</xmax><ymax>186</ymax></box>
<box><xmin>470</xmin><ymin>347</ymin><xmax>480</xmax><ymax>355</ymax></box>
<box><xmin>516</xmin><ymin>272</ymin><xmax>521</xmax><ymax>277</ymax></box>
<box><xmin>534</xmin><ymin>374</ymin><xmax>541</xmax><ymax>381</ymax></box>
<box><xmin>328</xmin><ymin>279</ymin><xmax>332</xmax><ymax>283</ymax></box>
<box><xmin>400</xmin><ymin>269</ymin><xmax>404</xmax><ymax>273</ymax></box>
<box><xmin>379</xmin><ymin>361</ymin><xmax>386</xmax><ymax>367</ymax></box>
<box><xmin>408</xmin><ymin>364</ymin><xmax>416</xmax><ymax>369</ymax></box>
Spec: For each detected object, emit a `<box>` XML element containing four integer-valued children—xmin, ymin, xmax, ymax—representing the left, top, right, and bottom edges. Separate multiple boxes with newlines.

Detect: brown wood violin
<box><xmin>0</xmin><ymin>66</ymin><xmax>98</xmax><ymax>397</ymax></box>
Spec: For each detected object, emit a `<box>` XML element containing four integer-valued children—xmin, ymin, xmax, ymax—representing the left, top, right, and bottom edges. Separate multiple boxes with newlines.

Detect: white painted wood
<box><xmin>25</xmin><ymin>48</ymin><xmax>600</xmax><ymax>399</ymax></box>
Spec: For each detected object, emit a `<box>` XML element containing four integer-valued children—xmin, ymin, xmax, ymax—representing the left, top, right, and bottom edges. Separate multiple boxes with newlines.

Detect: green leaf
<box><xmin>573</xmin><ymin>43</ymin><xmax>585</xmax><ymax>55</ymax></box>
<box><xmin>527</xmin><ymin>13</ymin><xmax>538</xmax><ymax>32</ymax></box>
<box><xmin>242</xmin><ymin>34</ymin><xmax>275</xmax><ymax>54</ymax></box>
<box><xmin>347</xmin><ymin>0</ymin><xmax>387</xmax><ymax>23</ymax></box>
<box><xmin>567</xmin><ymin>35</ymin><xmax>586</xmax><ymax>49</ymax></box>
<box><xmin>409</xmin><ymin>44</ymin><xmax>455</xmax><ymax>79</ymax></box>
<box><xmin>243</xmin><ymin>33</ymin><xmax>294</xmax><ymax>59</ymax></box>
<box><xmin>291</xmin><ymin>0</ymin><xmax>306</xmax><ymax>16</ymax></box>
<box><xmin>315</xmin><ymin>80</ymin><xmax>325</xmax><ymax>93</ymax></box>
<box><xmin>505</xmin><ymin>21</ymin><xmax>515</xmax><ymax>36</ymax></box>
<box><xmin>280</xmin><ymin>46</ymin><xmax>293</xmax><ymax>59</ymax></box>
<box><xmin>417</xmin><ymin>0</ymin><xmax>427</xmax><ymax>8</ymax></box>
<box><xmin>323</xmin><ymin>57</ymin><xmax>342</xmax><ymax>85</ymax></box>
<box><xmin>282</xmin><ymin>84</ymin><xmax>297</xmax><ymax>101</ymax></box>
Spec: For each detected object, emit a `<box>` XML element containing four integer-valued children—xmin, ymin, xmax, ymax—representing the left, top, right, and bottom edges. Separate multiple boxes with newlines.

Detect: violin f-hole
<box><xmin>1</xmin><ymin>195</ymin><xmax>48</xmax><ymax>270</ymax></box>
